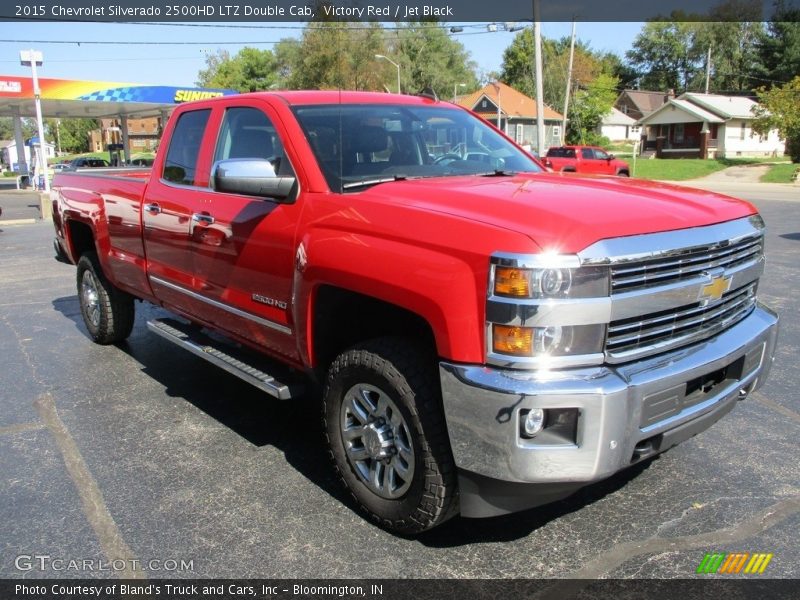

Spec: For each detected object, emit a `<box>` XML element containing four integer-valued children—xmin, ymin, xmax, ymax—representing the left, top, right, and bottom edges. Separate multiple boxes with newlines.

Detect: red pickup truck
<box><xmin>52</xmin><ymin>91</ymin><xmax>778</xmax><ymax>533</ymax></box>
<box><xmin>544</xmin><ymin>145</ymin><xmax>630</xmax><ymax>176</ymax></box>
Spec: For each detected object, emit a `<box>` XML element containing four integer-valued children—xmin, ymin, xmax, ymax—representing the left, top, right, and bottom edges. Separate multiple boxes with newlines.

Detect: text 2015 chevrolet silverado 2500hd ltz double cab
<box><xmin>51</xmin><ymin>92</ymin><xmax>778</xmax><ymax>534</ymax></box>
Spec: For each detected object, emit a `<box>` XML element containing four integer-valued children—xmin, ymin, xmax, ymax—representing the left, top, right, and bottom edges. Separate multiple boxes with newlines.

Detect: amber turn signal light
<box><xmin>494</xmin><ymin>267</ymin><xmax>531</xmax><ymax>297</ymax></box>
<box><xmin>492</xmin><ymin>325</ymin><xmax>533</xmax><ymax>356</ymax></box>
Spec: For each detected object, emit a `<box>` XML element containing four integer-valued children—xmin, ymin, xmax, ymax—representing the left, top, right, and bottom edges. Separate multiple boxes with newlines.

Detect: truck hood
<box><xmin>361</xmin><ymin>172</ymin><xmax>756</xmax><ymax>253</ymax></box>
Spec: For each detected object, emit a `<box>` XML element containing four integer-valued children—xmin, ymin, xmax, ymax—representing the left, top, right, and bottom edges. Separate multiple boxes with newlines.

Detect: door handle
<box><xmin>190</xmin><ymin>212</ymin><xmax>215</xmax><ymax>237</ymax></box>
<box><xmin>143</xmin><ymin>203</ymin><xmax>161</xmax><ymax>215</ymax></box>
<box><xmin>192</xmin><ymin>213</ymin><xmax>215</xmax><ymax>225</ymax></box>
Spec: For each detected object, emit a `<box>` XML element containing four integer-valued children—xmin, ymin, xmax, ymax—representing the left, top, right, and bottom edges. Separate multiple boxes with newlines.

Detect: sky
<box><xmin>0</xmin><ymin>21</ymin><xmax>644</xmax><ymax>87</ymax></box>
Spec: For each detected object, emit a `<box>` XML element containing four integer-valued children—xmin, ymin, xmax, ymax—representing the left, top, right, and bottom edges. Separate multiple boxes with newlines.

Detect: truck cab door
<box><xmin>583</xmin><ymin>147</ymin><xmax>615</xmax><ymax>175</ymax></box>
<box><xmin>186</xmin><ymin>103</ymin><xmax>302</xmax><ymax>361</ymax></box>
<box><xmin>143</xmin><ymin>107</ymin><xmax>215</xmax><ymax>314</ymax></box>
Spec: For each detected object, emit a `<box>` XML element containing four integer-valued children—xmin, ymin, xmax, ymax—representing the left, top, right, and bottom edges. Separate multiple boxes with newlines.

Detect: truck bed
<box><xmin>53</xmin><ymin>168</ymin><xmax>152</xmax><ymax>297</ymax></box>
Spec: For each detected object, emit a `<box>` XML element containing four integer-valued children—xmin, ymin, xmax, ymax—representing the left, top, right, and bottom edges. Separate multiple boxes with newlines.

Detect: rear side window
<box><xmin>163</xmin><ymin>109</ymin><xmax>211</xmax><ymax>186</ymax></box>
<box><xmin>546</xmin><ymin>147</ymin><xmax>576</xmax><ymax>158</ymax></box>
<box><xmin>581</xmin><ymin>148</ymin><xmax>595</xmax><ymax>159</ymax></box>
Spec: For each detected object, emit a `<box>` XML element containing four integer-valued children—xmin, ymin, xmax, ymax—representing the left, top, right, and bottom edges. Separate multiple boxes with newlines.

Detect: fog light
<box><xmin>522</xmin><ymin>408</ymin><xmax>546</xmax><ymax>437</ymax></box>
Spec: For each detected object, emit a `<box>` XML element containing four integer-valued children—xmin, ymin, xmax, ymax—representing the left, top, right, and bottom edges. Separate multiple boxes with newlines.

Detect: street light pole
<box><xmin>375</xmin><ymin>54</ymin><xmax>401</xmax><ymax>94</ymax></box>
<box><xmin>20</xmin><ymin>49</ymin><xmax>49</xmax><ymax>192</ymax></box>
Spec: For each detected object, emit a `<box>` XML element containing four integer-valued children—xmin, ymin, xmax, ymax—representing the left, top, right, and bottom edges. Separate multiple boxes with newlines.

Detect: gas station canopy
<box><xmin>0</xmin><ymin>75</ymin><xmax>237</xmax><ymax>119</ymax></box>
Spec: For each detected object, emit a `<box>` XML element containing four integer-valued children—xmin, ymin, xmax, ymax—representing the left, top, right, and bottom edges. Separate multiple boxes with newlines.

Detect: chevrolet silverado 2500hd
<box><xmin>52</xmin><ymin>92</ymin><xmax>778</xmax><ymax>533</ymax></box>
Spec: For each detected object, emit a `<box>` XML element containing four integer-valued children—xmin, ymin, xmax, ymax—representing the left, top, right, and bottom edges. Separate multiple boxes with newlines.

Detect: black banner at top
<box><xmin>2</xmin><ymin>0</ymin><xmax>799</xmax><ymax>23</ymax></box>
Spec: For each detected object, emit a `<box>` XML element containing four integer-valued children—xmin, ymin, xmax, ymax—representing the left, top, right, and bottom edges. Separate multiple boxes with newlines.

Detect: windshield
<box><xmin>293</xmin><ymin>104</ymin><xmax>542</xmax><ymax>192</ymax></box>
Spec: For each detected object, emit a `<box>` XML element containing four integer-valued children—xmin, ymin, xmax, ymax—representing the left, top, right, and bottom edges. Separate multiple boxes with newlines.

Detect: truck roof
<box><xmin>204</xmin><ymin>90</ymin><xmax>445</xmax><ymax>107</ymax></box>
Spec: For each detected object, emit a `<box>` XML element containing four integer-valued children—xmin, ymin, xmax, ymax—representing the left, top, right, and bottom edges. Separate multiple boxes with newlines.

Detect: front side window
<box><xmin>593</xmin><ymin>149</ymin><xmax>610</xmax><ymax>160</ymax></box>
<box><xmin>293</xmin><ymin>104</ymin><xmax>542</xmax><ymax>192</ymax></box>
<box><xmin>163</xmin><ymin>109</ymin><xmax>211</xmax><ymax>186</ymax></box>
<box><xmin>213</xmin><ymin>106</ymin><xmax>291</xmax><ymax>178</ymax></box>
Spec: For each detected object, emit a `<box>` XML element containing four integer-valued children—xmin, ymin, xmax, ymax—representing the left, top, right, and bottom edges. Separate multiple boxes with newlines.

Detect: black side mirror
<box><xmin>212</xmin><ymin>159</ymin><xmax>296</xmax><ymax>201</ymax></box>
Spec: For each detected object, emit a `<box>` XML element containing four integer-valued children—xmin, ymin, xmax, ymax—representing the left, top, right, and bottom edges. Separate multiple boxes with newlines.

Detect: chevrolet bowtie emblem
<box><xmin>700</xmin><ymin>274</ymin><xmax>732</xmax><ymax>302</ymax></box>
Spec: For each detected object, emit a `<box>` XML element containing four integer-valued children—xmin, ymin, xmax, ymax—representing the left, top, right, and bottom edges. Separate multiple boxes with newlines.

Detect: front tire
<box><xmin>323</xmin><ymin>338</ymin><xmax>458</xmax><ymax>533</ymax></box>
<box><xmin>76</xmin><ymin>252</ymin><xmax>135</xmax><ymax>344</ymax></box>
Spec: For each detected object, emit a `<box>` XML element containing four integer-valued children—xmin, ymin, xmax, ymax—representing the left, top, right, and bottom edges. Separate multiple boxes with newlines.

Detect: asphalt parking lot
<box><xmin>0</xmin><ymin>184</ymin><xmax>798</xmax><ymax>586</ymax></box>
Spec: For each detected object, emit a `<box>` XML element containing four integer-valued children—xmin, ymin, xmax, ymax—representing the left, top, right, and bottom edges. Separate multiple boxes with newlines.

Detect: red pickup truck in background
<box><xmin>544</xmin><ymin>145</ymin><xmax>631</xmax><ymax>176</ymax></box>
<box><xmin>51</xmin><ymin>91</ymin><xmax>777</xmax><ymax>534</ymax></box>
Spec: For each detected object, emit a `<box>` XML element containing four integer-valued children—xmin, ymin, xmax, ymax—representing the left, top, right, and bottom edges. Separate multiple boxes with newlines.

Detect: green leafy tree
<box><xmin>692</xmin><ymin>2</ymin><xmax>765</xmax><ymax>93</ymax></box>
<box><xmin>197</xmin><ymin>47</ymin><xmax>278</xmax><ymax>92</ymax></box>
<box><xmin>390</xmin><ymin>23</ymin><xmax>478</xmax><ymax>98</ymax></box>
<box><xmin>567</xmin><ymin>73</ymin><xmax>620</xmax><ymax>145</ymax></box>
<box><xmin>501</xmin><ymin>30</ymin><xmax>622</xmax><ymax>116</ymax></box>
<box><xmin>751</xmin><ymin>76</ymin><xmax>800</xmax><ymax>162</ymax></box>
<box><xmin>281</xmin><ymin>21</ymin><xmax>387</xmax><ymax>91</ymax></box>
<box><xmin>0</xmin><ymin>117</ymin><xmax>14</xmax><ymax>140</ymax></box>
<box><xmin>46</xmin><ymin>118</ymin><xmax>97</xmax><ymax>154</ymax></box>
<box><xmin>626</xmin><ymin>20</ymin><xmax>703</xmax><ymax>93</ymax></box>
<box><xmin>757</xmin><ymin>0</ymin><xmax>800</xmax><ymax>87</ymax></box>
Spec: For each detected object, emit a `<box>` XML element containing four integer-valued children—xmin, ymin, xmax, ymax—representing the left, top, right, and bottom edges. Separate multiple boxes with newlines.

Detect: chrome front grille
<box><xmin>606</xmin><ymin>282</ymin><xmax>757</xmax><ymax>361</ymax></box>
<box><xmin>610</xmin><ymin>235</ymin><xmax>763</xmax><ymax>293</ymax></box>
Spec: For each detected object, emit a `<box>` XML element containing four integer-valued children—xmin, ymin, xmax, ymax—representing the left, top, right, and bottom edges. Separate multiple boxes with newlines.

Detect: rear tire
<box><xmin>76</xmin><ymin>252</ymin><xmax>135</xmax><ymax>344</ymax></box>
<box><xmin>323</xmin><ymin>337</ymin><xmax>458</xmax><ymax>534</ymax></box>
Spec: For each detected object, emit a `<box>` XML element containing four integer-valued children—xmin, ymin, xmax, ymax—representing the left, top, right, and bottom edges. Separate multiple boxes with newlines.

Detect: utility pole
<box><xmin>533</xmin><ymin>0</ymin><xmax>545</xmax><ymax>155</ymax></box>
<box><xmin>704</xmin><ymin>46</ymin><xmax>712</xmax><ymax>94</ymax></box>
<box><xmin>561</xmin><ymin>20</ymin><xmax>576</xmax><ymax>144</ymax></box>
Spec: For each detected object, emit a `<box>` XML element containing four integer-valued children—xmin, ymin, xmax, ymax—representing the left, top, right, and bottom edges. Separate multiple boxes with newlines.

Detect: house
<box><xmin>635</xmin><ymin>93</ymin><xmax>785</xmax><ymax>159</ymax></box>
<box><xmin>614</xmin><ymin>89</ymin><xmax>670</xmax><ymax>151</ymax></box>
<box><xmin>457</xmin><ymin>82</ymin><xmax>564</xmax><ymax>151</ymax></box>
<box><xmin>615</xmin><ymin>89</ymin><xmax>669</xmax><ymax>121</ymax></box>
<box><xmin>89</xmin><ymin>116</ymin><xmax>163</xmax><ymax>154</ymax></box>
<box><xmin>598</xmin><ymin>107</ymin><xmax>641</xmax><ymax>142</ymax></box>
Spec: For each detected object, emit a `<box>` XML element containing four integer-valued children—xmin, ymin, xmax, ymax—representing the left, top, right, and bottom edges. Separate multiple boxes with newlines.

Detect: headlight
<box><xmin>487</xmin><ymin>253</ymin><xmax>611</xmax><ymax>368</ymax></box>
<box><xmin>492</xmin><ymin>263</ymin><xmax>609</xmax><ymax>299</ymax></box>
<box><xmin>491</xmin><ymin>324</ymin><xmax>606</xmax><ymax>359</ymax></box>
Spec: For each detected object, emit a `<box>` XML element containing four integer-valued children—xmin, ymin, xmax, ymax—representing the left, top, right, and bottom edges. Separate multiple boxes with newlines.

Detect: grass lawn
<box><xmin>630</xmin><ymin>157</ymin><xmax>787</xmax><ymax>181</ymax></box>
<box><xmin>631</xmin><ymin>159</ymin><xmax>731</xmax><ymax>180</ymax></box>
<box><xmin>760</xmin><ymin>163</ymin><xmax>798</xmax><ymax>183</ymax></box>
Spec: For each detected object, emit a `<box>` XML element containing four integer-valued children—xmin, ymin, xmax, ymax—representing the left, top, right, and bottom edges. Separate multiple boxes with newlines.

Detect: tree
<box><xmin>0</xmin><ymin>117</ymin><xmax>14</xmax><ymax>140</ymax></box>
<box><xmin>751</xmin><ymin>76</ymin><xmax>800</xmax><ymax>162</ymax></box>
<box><xmin>389</xmin><ymin>23</ymin><xmax>478</xmax><ymax>98</ymax></box>
<box><xmin>691</xmin><ymin>2</ymin><xmax>765</xmax><ymax>93</ymax></box>
<box><xmin>501</xmin><ymin>30</ymin><xmax>622</xmax><ymax>116</ymax></box>
<box><xmin>566</xmin><ymin>73</ymin><xmax>620</xmax><ymax>145</ymax></box>
<box><xmin>626</xmin><ymin>20</ymin><xmax>703</xmax><ymax>93</ymax></box>
<box><xmin>285</xmin><ymin>21</ymin><xmax>387</xmax><ymax>91</ymax></box>
<box><xmin>757</xmin><ymin>0</ymin><xmax>800</xmax><ymax>87</ymax></box>
<box><xmin>0</xmin><ymin>117</ymin><xmax>38</xmax><ymax>141</ymax></box>
<box><xmin>197</xmin><ymin>47</ymin><xmax>278</xmax><ymax>92</ymax></box>
<box><xmin>46</xmin><ymin>118</ymin><xmax>97</xmax><ymax>154</ymax></box>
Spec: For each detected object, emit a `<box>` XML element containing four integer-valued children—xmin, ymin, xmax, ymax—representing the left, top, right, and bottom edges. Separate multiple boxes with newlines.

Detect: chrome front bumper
<box><xmin>440</xmin><ymin>304</ymin><xmax>778</xmax><ymax>513</ymax></box>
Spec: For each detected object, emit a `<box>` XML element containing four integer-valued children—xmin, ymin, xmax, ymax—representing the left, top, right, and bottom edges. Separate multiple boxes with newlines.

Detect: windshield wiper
<box><xmin>342</xmin><ymin>174</ymin><xmax>408</xmax><ymax>190</ymax></box>
<box><xmin>475</xmin><ymin>169</ymin><xmax>517</xmax><ymax>177</ymax></box>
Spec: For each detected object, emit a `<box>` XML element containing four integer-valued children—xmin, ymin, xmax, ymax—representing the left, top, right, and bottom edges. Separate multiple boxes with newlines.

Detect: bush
<box><xmin>786</xmin><ymin>135</ymin><xmax>800</xmax><ymax>163</ymax></box>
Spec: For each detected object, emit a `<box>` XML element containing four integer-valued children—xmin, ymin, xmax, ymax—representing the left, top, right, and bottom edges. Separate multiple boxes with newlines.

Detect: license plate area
<box><xmin>639</xmin><ymin>343</ymin><xmax>763</xmax><ymax>429</ymax></box>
